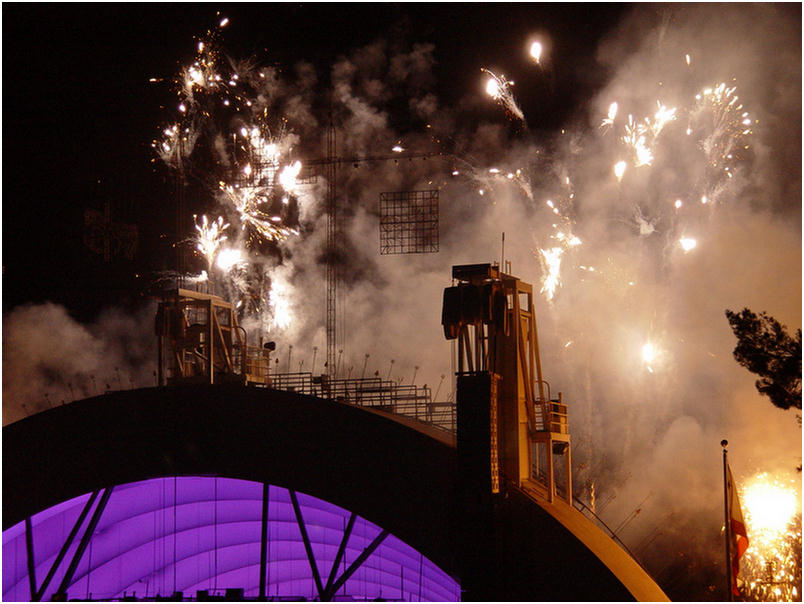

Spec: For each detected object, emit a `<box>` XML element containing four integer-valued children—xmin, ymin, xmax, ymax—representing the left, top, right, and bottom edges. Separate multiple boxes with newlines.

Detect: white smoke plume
<box><xmin>2</xmin><ymin>303</ymin><xmax>157</xmax><ymax>425</ymax></box>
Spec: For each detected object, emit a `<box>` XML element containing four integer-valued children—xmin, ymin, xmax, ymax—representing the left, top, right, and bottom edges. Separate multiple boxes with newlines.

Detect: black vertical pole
<box><xmin>259</xmin><ymin>483</ymin><xmax>269</xmax><ymax>601</ymax></box>
<box><xmin>722</xmin><ymin>439</ymin><xmax>733</xmax><ymax>602</ymax></box>
<box><xmin>25</xmin><ymin>517</ymin><xmax>37</xmax><ymax>601</ymax></box>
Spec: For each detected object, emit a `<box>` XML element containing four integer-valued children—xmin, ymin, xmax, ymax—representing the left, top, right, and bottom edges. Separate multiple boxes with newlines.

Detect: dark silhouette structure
<box><xmin>4</xmin><ymin>264</ymin><xmax>669</xmax><ymax>601</ymax></box>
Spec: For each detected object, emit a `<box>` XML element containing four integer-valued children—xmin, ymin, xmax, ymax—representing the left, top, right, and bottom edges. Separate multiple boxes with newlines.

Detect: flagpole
<box><xmin>721</xmin><ymin>439</ymin><xmax>733</xmax><ymax>602</ymax></box>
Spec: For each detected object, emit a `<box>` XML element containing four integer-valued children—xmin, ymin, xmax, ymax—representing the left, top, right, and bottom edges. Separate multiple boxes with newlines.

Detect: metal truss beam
<box><xmin>323</xmin><ymin>512</ymin><xmax>357</xmax><ymax>598</ymax></box>
<box><xmin>288</xmin><ymin>489</ymin><xmax>325</xmax><ymax>598</ymax></box>
<box><xmin>55</xmin><ymin>487</ymin><xmax>113</xmax><ymax>599</ymax></box>
<box><xmin>289</xmin><ymin>489</ymin><xmax>389</xmax><ymax>602</ymax></box>
<box><xmin>33</xmin><ymin>490</ymin><xmax>100</xmax><ymax>601</ymax></box>
<box><xmin>326</xmin><ymin>528</ymin><xmax>390</xmax><ymax>598</ymax></box>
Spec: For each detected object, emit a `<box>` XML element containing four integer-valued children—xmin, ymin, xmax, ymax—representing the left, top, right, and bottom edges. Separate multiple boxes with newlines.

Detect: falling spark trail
<box><xmin>481</xmin><ymin>68</ymin><xmax>525</xmax><ymax>122</ymax></box>
<box><xmin>600</xmin><ymin>101</ymin><xmax>618</xmax><ymax>130</ymax></box>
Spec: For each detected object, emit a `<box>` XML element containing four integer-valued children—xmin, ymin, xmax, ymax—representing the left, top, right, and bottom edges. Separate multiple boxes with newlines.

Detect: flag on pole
<box><xmin>726</xmin><ymin>463</ymin><xmax>750</xmax><ymax>597</ymax></box>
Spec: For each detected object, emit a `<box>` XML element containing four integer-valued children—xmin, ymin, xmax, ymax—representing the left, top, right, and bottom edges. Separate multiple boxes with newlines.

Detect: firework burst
<box><xmin>691</xmin><ymin>82</ymin><xmax>755</xmax><ymax>181</ymax></box>
<box><xmin>741</xmin><ymin>472</ymin><xmax>802</xmax><ymax>601</ymax></box>
<box><xmin>153</xmin><ymin>19</ymin><xmax>311</xmax><ymax>335</ymax></box>
<box><xmin>600</xmin><ymin>101</ymin><xmax>619</xmax><ymax>130</ymax></box>
<box><xmin>481</xmin><ymin>68</ymin><xmax>525</xmax><ymax>122</ymax></box>
<box><xmin>193</xmin><ymin>214</ymin><xmax>229</xmax><ymax>271</ymax></box>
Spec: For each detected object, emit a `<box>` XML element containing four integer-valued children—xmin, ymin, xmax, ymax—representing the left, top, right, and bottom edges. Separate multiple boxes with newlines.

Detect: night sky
<box><xmin>3</xmin><ymin>3</ymin><xmax>627</xmax><ymax>318</ymax></box>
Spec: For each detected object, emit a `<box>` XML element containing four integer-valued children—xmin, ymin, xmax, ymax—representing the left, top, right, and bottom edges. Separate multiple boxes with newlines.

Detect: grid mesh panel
<box><xmin>379</xmin><ymin>190</ymin><xmax>439</xmax><ymax>255</ymax></box>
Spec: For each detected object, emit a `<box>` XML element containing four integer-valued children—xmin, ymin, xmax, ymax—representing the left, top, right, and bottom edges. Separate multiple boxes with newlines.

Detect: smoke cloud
<box><xmin>3</xmin><ymin>303</ymin><xmax>157</xmax><ymax>425</ymax></box>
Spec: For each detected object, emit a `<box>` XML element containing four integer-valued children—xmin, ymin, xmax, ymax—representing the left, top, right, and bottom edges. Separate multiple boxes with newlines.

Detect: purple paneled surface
<box><xmin>3</xmin><ymin>477</ymin><xmax>460</xmax><ymax>601</ymax></box>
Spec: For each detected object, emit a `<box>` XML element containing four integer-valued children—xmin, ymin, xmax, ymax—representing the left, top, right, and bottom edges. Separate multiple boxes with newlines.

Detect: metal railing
<box><xmin>544</xmin><ymin>400</ymin><xmax>569</xmax><ymax>434</ymax></box>
<box><xmin>261</xmin><ymin>372</ymin><xmax>456</xmax><ymax>434</ymax></box>
<box><xmin>568</xmin><ymin>493</ymin><xmax>649</xmax><ymax>573</ymax></box>
<box><xmin>521</xmin><ymin>479</ymin><xmax>649</xmax><ymax>573</ymax></box>
<box><xmin>535</xmin><ymin>399</ymin><xmax>568</xmax><ymax>433</ymax></box>
<box><xmin>236</xmin><ymin>344</ymin><xmax>271</xmax><ymax>382</ymax></box>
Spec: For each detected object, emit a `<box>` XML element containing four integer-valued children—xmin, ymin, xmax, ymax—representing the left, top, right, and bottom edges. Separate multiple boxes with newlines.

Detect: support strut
<box><xmin>54</xmin><ymin>487</ymin><xmax>113</xmax><ymax>600</ymax></box>
<box><xmin>326</xmin><ymin>529</ymin><xmax>390</xmax><ymax>598</ymax></box>
<box><xmin>289</xmin><ymin>489</ymin><xmax>325</xmax><ymax>598</ymax></box>
<box><xmin>34</xmin><ymin>490</ymin><xmax>100</xmax><ymax>601</ymax></box>
<box><xmin>323</xmin><ymin>512</ymin><xmax>357</xmax><ymax>599</ymax></box>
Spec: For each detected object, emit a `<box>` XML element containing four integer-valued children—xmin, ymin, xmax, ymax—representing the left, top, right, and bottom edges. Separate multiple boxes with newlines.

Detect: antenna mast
<box><xmin>305</xmin><ymin>116</ymin><xmax>441</xmax><ymax>377</ymax></box>
<box><xmin>326</xmin><ymin>116</ymin><xmax>337</xmax><ymax>377</ymax></box>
